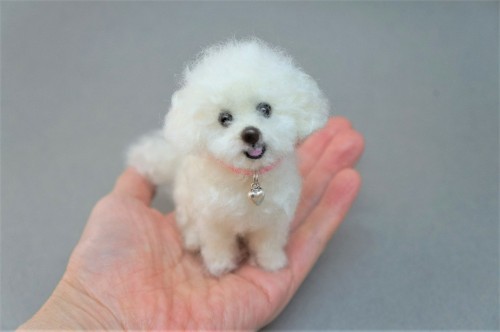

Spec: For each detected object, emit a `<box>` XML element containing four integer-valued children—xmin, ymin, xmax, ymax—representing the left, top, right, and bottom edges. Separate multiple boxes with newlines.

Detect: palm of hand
<box><xmin>65</xmin><ymin>118</ymin><xmax>363</xmax><ymax>330</ymax></box>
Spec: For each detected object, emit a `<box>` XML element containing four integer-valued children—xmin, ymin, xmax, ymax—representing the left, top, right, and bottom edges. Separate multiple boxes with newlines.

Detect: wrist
<box><xmin>18</xmin><ymin>275</ymin><xmax>122</xmax><ymax>330</ymax></box>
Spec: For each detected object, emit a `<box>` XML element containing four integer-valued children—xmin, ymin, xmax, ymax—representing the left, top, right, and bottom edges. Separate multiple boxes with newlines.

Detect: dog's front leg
<box><xmin>247</xmin><ymin>219</ymin><xmax>289</xmax><ymax>272</ymax></box>
<box><xmin>199</xmin><ymin>223</ymin><xmax>239</xmax><ymax>276</ymax></box>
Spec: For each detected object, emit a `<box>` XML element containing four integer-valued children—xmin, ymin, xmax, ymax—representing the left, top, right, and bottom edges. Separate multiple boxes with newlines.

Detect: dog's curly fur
<box><xmin>128</xmin><ymin>39</ymin><xmax>329</xmax><ymax>275</ymax></box>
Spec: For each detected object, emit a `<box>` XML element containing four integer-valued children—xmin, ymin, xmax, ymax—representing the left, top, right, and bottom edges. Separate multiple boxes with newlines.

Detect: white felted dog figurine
<box><xmin>128</xmin><ymin>39</ymin><xmax>328</xmax><ymax>275</ymax></box>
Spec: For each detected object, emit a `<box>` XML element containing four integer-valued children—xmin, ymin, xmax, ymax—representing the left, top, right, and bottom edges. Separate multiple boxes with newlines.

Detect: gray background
<box><xmin>1</xmin><ymin>1</ymin><xmax>498</xmax><ymax>330</ymax></box>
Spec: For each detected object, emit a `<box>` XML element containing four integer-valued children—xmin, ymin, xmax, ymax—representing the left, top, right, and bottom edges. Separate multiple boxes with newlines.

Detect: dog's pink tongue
<box><xmin>248</xmin><ymin>147</ymin><xmax>263</xmax><ymax>157</ymax></box>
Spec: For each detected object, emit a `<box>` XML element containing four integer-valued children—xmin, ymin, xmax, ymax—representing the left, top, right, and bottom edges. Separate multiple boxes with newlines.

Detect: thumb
<box><xmin>112</xmin><ymin>167</ymin><xmax>155</xmax><ymax>205</ymax></box>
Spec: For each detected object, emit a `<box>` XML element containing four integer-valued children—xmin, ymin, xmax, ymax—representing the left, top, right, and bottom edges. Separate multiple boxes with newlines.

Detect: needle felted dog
<box><xmin>128</xmin><ymin>39</ymin><xmax>329</xmax><ymax>275</ymax></box>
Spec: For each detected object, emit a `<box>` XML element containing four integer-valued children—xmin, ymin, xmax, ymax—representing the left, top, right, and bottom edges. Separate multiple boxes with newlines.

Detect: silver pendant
<box><xmin>248</xmin><ymin>172</ymin><xmax>265</xmax><ymax>205</ymax></box>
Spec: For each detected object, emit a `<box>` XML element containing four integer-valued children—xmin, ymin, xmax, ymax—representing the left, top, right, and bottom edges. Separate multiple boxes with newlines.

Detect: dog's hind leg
<box><xmin>175</xmin><ymin>205</ymin><xmax>201</xmax><ymax>252</ymax></box>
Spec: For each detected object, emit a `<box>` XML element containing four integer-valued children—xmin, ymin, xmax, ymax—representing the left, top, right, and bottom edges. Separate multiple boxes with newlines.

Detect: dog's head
<box><xmin>164</xmin><ymin>39</ymin><xmax>329</xmax><ymax>171</ymax></box>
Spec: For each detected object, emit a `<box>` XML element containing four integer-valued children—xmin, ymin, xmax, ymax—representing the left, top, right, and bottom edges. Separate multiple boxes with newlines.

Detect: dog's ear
<box><xmin>163</xmin><ymin>87</ymin><xmax>205</xmax><ymax>154</ymax></box>
<box><xmin>294</xmin><ymin>73</ymin><xmax>330</xmax><ymax>141</ymax></box>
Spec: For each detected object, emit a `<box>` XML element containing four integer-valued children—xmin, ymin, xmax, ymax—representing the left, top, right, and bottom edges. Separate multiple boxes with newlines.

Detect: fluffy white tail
<box><xmin>127</xmin><ymin>130</ymin><xmax>178</xmax><ymax>185</ymax></box>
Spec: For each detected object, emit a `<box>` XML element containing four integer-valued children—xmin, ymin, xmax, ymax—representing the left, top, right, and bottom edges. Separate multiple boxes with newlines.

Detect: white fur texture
<box><xmin>128</xmin><ymin>39</ymin><xmax>329</xmax><ymax>275</ymax></box>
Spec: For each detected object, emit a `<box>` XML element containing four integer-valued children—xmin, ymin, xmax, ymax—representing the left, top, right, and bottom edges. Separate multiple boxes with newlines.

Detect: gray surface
<box><xmin>1</xmin><ymin>1</ymin><xmax>498</xmax><ymax>330</ymax></box>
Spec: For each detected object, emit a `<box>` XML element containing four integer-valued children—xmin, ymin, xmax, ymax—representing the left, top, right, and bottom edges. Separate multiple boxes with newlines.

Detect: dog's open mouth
<box><xmin>244</xmin><ymin>144</ymin><xmax>266</xmax><ymax>159</ymax></box>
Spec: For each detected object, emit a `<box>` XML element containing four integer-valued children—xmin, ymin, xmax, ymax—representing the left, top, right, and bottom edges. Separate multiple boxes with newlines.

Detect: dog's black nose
<box><xmin>241</xmin><ymin>126</ymin><xmax>261</xmax><ymax>145</ymax></box>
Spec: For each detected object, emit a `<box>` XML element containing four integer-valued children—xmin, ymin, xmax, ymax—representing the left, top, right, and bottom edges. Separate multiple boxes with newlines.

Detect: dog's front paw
<box><xmin>201</xmin><ymin>246</ymin><xmax>238</xmax><ymax>276</ymax></box>
<box><xmin>205</xmin><ymin>258</ymin><xmax>238</xmax><ymax>276</ymax></box>
<box><xmin>255</xmin><ymin>249</ymin><xmax>288</xmax><ymax>272</ymax></box>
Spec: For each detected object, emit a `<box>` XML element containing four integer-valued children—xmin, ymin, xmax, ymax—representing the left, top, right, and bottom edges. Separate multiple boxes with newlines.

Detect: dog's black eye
<box><xmin>257</xmin><ymin>102</ymin><xmax>272</xmax><ymax>118</ymax></box>
<box><xmin>218</xmin><ymin>111</ymin><xmax>233</xmax><ymax>127</ymax></box>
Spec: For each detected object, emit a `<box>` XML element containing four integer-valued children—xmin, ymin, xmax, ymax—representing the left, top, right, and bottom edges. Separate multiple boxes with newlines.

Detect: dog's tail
<box><xmin>126</xmin><ymin>130</ymin><xmax>178</xmax><ymax>186</ymax></box>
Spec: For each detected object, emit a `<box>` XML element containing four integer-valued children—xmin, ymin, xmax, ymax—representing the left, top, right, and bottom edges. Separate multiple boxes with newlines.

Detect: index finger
<box><xmin>288</xmin><ymin>169</ymin><xmax>361</xmax><ymax>284</ymax></box>
<box><xmin>298</xmin><ymin>117</ymin><xmax>352</xmax><ymax>177</ymax></box>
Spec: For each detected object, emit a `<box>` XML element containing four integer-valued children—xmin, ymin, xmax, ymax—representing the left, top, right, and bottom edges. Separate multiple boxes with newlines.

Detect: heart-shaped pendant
<box><xmin>248</xmin><ymin>186</ymin><xmax>265</xmax><ymax>205</ymax></box>
<box><xmin>248</xmin><ymin>172</ymin><xmax>265</xmax><ymax>205</ymax></box>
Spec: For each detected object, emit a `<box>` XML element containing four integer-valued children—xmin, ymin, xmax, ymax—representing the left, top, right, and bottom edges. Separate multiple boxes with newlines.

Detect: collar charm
<box><xmin>248</xmin><ymin>172</ymin><xmax>265</xmax><ymax>205</ymax></box>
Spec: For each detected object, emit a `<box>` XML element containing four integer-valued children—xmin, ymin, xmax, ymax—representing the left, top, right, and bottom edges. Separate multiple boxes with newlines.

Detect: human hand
<box><xmin>19</xmin><ymin>117</ymin><xmax>364</xmax><ymax>330</ymax></box>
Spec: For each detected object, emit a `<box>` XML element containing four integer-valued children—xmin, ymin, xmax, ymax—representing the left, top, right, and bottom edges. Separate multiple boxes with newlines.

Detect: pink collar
<box><xmin>215</xmin><ymin>158</ymin><xmax>283</xmax><ymax>176</ymax></box>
